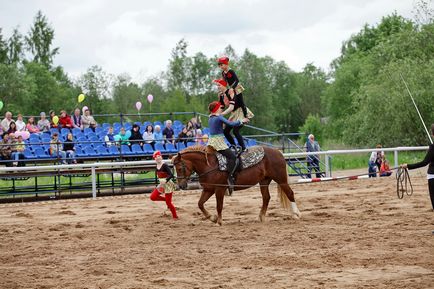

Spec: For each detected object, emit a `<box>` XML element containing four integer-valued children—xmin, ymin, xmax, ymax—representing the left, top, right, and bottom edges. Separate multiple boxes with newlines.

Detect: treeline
<box><xmin>1</xmin><ymin>4</ymin><xmax>433</xmax><ymax>147</ymax></box>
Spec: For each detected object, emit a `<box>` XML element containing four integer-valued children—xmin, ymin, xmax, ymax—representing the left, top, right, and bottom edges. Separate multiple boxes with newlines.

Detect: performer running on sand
<box><xmin>149</xmin><ymin>151</ymin><xmax>178</xmax><ymax>219</ymax></box>
<box><xmin>207</xmin><ymin>101</ymin><xmax>249</xmax><ymax>194</ymax></box>
<box><xmin>216</xmin><ymin>56</ymin><xmax>254</xmax><ymax>152</ymax></box>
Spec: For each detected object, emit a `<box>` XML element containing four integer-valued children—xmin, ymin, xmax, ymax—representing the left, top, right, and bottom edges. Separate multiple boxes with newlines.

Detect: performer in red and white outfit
<box><xmin>149</xmin><ymin>151</ymin><xmax>178</xmax><ymax>219</ymax></box>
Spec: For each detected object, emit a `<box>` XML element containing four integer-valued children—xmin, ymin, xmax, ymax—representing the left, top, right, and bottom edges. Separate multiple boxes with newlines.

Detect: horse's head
<box><xmin>171</xmin><ymin>152</ymin><xmax>193</xmax><ymax>190</ymax></box>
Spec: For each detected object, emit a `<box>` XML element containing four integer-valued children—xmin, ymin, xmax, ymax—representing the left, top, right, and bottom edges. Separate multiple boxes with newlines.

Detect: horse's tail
<box><xmin>277</xmin><ymin>175</ymin><xmax>291</xmax><ymax>209</ymax></box>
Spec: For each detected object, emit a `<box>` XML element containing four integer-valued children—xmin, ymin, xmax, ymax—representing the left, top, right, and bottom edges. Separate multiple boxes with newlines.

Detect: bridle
<box><xmin>172</xmin><ymin>152</ymin><xmax>219</xmax><ymax>182</ymax></box>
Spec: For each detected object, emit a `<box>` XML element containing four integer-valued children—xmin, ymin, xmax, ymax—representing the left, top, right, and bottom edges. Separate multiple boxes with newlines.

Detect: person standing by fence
<box><xmin>305</xmin><ymin>134</ymin><xmax>321</xmax><ymax>178</ymax></box>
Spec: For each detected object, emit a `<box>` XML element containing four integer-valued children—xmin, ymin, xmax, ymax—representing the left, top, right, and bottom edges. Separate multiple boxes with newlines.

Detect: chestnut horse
<box><xmin>172</xmin><ymin>146</ymin><xmax>301</xmax><ymax>225</ymax></box>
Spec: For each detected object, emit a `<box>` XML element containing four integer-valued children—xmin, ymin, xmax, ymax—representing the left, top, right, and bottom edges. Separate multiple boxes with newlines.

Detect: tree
<box><xmin>25</xmin><ymin>10</ymin><xmax>59</xmax><ymax>68</ymax></box>
<box><xmin>0</xmin><ymin>28</ymin><xmax>8</xmax><ymax>64</ymax></box>
<box><xmin>7</xmin><ymin>28</ymin><xmax>24</xmax><ymax>65</ymax></box>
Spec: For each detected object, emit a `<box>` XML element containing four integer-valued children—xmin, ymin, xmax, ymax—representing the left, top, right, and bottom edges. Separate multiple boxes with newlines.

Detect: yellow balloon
<box><xmin>53</xmin><ymin>116</ymin><xmax>59</xmax><ymax>125</ymax></box>
<box><xmin>78</xmin><ymin>93</ymin><xmax>85</xmax><ymax>103</ymax></box>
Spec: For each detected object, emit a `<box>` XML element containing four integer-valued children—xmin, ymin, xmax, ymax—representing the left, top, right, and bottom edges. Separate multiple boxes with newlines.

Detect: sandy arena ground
<box><xmin>0</xmin><ymin>170</ymin><xmax>433</xmax><ymax>289</ymax></box>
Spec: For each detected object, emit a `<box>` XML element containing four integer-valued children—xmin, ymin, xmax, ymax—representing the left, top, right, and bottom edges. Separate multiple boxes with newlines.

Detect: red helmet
<box><xmin>217</xmin><ymin>56</ymin><xmax>229</xmax><ymax>65</ymax></box>
<box><xmin>153</xmin><ymin>150</ymin><xmax>162</xmax><ymax>159</ymax></box>
<box><xmin>213</xmin><ymin>79</ymin><xmax>227</xmax><ymax>87</ymax></box>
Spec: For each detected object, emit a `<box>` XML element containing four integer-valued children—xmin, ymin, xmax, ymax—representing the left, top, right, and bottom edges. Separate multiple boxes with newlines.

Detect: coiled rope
<box><xmin>396</xmin><ymin>167</ymin><xmax>413</xmax><ymax>199</ymax></box>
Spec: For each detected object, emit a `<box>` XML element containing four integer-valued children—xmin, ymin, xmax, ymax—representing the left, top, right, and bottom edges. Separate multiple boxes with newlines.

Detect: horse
<box><xmin>172</xmin><ymin>145</ymin><xmax>301</xmax><ymax>225</ymax></box>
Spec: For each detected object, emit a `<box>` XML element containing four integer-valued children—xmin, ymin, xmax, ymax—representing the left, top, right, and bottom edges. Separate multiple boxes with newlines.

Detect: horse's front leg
<box><xmin>198</xmin><ymin>188</ymin><xmax>214</xmax><ymax>220</ymax></box>
<box><xmin>214</xmin><ymin>187</ymin><xmax>226</xmax><ymax>226</ymax></box>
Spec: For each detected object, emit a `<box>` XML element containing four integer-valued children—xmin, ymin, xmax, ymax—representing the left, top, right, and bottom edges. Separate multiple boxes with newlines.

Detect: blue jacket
<box><xmin>209</xmin><ymin>115</ymin><xmax>241</xmax><ymax>136</ymax></box>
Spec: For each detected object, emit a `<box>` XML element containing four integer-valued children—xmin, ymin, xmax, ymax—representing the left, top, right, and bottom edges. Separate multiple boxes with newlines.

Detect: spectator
<box><xmin>153</xmin><ymin>125</ymin><xmax>163</xmax><ymax>144</ymax></box>
<box><xmin>104</xmin><ymin>127</ymin><xmax>116</xmax><ymax>147</ymax></box>
<box><xmin>368</xmin><ymin>149</ymin><xmax>378</xmax><ymax>178</ymax></box>
<box><xmin>26</xmin><ymin>117</ymin><xmax>40</xmax><ymax>134</ymax></box>
<box><xmin>11</xmin><ymin>135</ymin><xmax>25</xmax><ymax>166</ymax></box>
<box><xmin>380</xmin><ymin>157</ymin><xmax>392</xmax><ymax>177</ymax></box>
<box><xmin>162</xmin><ymin>120</ymin><xmax>175</xmax><ymax>144</ymax></box>
<box><xmin>50</xmin><ymin>133</ymin><xmax>67</xmax><ymax>164</ymax></box>
<box><xmin>176</xmin><ymin>126</ymin><xmax>193</xmax><ymax>146</ymax></box>
<box><xmin>0</xmin><ymin>133</ymin><xmax>13</xmax><ymax>165</ymax></box>
<box><xmin>0</xmin><ymin>126</ymin><xmax>3</xmax><ymax>138</ymax></box>
<box><xmin>195</xmin><ymin>129</ymin><xmax>206</xmax><ymax>145</ymax></box>
<box><xmin>59</xmin><ymin>110</ymin><xmax>74</xmax><ymax>129</ymax></box>
<box><xmin>37</xmin><ymin>112</ymin><xmax>50</xmax><ymax>132</ymax></box>
<box><xmin>375</xmin><ymin>144</ymin><xmax>384</xmax><ymax>172</ymax></box>
<box><xmin>49</xmin><ymin>110</ymin><xmax>58</xmax><ymax>129</ymax></box>
<box><xmin>129</xmin><ymin>124</ymin><xmax>144</xmax><ymax>146</ymax></box>
<box><xmin>305</xmin><ymin>134</ymin><xmax>321</xmax><ymax>178</ymax></box>
<box><xmin>115</xmin><ymin>128</ymin><xmax>131</xmax><ymax>146</ymax></box>
<box><xmin>15</xmin><ymin>114</ymin><xmax>26</xmax><ymax>132</ymax></box>
<box><xmin>63</xmin><ymin>133</ymin><xmax>77</xmax><ymax>164</ymax></box>
<box><xmin>186</xmin><ymin>120</ymin><xmax>196</xmax><ymax>136</ymax></box>
<box><xmin>142</xmin><ymin>125</ymin><xmax>155</xmax><ymax>149</ymax></box>
<box><xmin>7</xmin><ymin>121</ymin><xmax>17</xmax><ymax>135</ymax></box>
<box><xmin>82</xmin><ymin>109</ymin><xmax>97</xmax><ymax>131</ymax></box>
<box><xmin>190</xmin><ymin>116</ymin><xmax>202</xmax><ymax>130</ymax></box>
<box><xmin>1</xmin><ymin>111</ymin><xmax>14</xmax><ymax>132</ymax></box>
<box><xmin>72</xmin><ymin>108</ymin><xmax>83</xmax><ymax>130</ymax></box>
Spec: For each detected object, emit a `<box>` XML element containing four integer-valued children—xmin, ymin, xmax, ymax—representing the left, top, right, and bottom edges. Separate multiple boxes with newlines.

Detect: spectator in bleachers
<box><xmin>115</xmin><ymin>128</ymin><xmax>131</xmax><ymax>146</ymax></box>
<box><xmin>49</xmin><ymin>110</ymin><xmax>58</xmax><ymax>129</ymax></box>
<box><xmin>50</xmin><ymin>132</ymin><xmax>67</xmax><ymax>164</ymax></box>
<box><xmin>142</xmin><ymin>124</ymin><xmax>155</xmax><ymax>150</ymax></box>
<box><xmin>11</xmin><ymin>135</ymin><xmax>25</xmax><ymax>166</ymax></box>
<box><xmin>129</xmin><ymin>124</ymin><xmax>144</xmax><ymax>146</ymax></box>
<box><xmin>0</xmin><ymin>133</ymin><xmax>13</xmax><ymax>164</ymax></box>
<box><xmin>176</xmin><ymin>126</ymin><xmax>193</xmax><ymax>146</ymax></box>
<box><xmin>186</xmin><ymin>120</ymin><xmax>196</xmax><ymax>136</ymax></box>
<box><xmin>7</xmin><ymin>121</ymin><xmax>17</xmax><ymax>135</ymax></box>
<box><xmin>59</xmin><ymin>110</ymin><xmax>74</xmax><ymax>129</ymax></box>
<box><xmin>104</xmin><ymin>127</ymin><xmax>116</xmax><ymax>147</ymax></box>
<box><xmin>38</xmin><ymin>112</ymin><xmax>50</xmax><ymax>132</ymax></box>
<box><xmin>82</xmin><ymin>109</ymin><xmax>97</xmax><ymax>131</ymax></box>
<box><xmin>15</xmin><ymin>114</ymin><xmax>26</xmax><ymax>132</ymax></box>
<box><xmin>72</xmin><ymin>108</ymin><xmax>83</xmax><ymax>130</ymax></box>
<box><xmin>26</xmin><ymin>117</ymin><xmax>40</xmax><ymax>134</ymax></box>
<box><xmin>1</xmin><ymin>112</ymin><xmax>14</xmax><ymax>132</ymax></box>
<box><xmin>190</xmin><ymin>116</ymin><xmax>202</xmax><ymax>130</ymax></box>
<box><xmin>162</xmin><ymin>120</ymin><xmax>175</xmax><ymax>144</ymax></box>
<box><xmin>63</xmin><ymin>133</ymin><xmax>77</xmax><ymax>164</ymax></box>
<box><xmin>195</xmin><ymin>129</ymin><xmax>206</xmax><ymax>145</ymax></box>
<box><xmin>153</xmin><ymin>125</ymin><xmax>163</xmax><ymax>144</ymax></box>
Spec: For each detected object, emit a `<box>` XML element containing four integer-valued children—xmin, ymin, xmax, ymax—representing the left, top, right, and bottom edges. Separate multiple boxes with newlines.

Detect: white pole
<box><xmin>325</xmin><ymin>154</ymin><xmax>330</xmax><ymax>177</ymax></box>
<box><xmin>400</xmin><ymin>73</ymin><xmax>433</xmax><ymax>144</ymax></box>
<box><xmin>394</xmin><ymin>150</ymin><xmax>398</xmax><ymax>169</ymax></box>
<box><xmin>91</xmin><ymin>166</ymin><xmax>96</xmax><ymax>199</ymax></box>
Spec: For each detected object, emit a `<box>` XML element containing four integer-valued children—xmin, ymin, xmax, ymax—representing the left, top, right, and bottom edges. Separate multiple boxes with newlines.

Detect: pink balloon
<box><xmin>14</xmin><ymin>131</ymin><xmax>22</xmax><ymax>138</ymax></box>
<box><xmin>135</xmin><ymin>101</ymin><xmax>142</xmax><ymax>111</ymax></box>
<box><xmin>22</xmin><ymin>131</ymin><xmax>30</xmax><ymax>140</ymax></box>
<box><xmin>147</xmin><ymin>94</ymin><xmax>153</xmax><ymax>103</ymax></box>
<box><xmin>82</xmin><ymin>106</ymin><xmax>89</xmax><ymax>114</ymax></box>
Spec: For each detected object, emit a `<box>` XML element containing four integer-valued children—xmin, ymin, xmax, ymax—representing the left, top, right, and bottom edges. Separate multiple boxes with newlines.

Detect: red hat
<box><xmin>213</xmin><ymin>79</ymin><xmax>227</xmax><ymax>87</ymax></box>
<box><xmin>217</xmin><ymin>56</ymin><xmax>229</xmax><ymax>65</ymax></box>
<box><xmin>209</xmin><ymin>101</ymin><xmax>221</xmax><ymax>114</ymax></box>
<box><xmin>153</xmin><ymin>150</ymin><xmax>162</xmax><ymax>159</ymax></box>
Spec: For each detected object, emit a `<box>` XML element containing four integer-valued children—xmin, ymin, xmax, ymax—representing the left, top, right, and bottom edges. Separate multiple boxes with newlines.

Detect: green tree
<box><xmin>7</xmin><ymin>28</ymin><xmax>24</xmax><ymax>65</ymax></box>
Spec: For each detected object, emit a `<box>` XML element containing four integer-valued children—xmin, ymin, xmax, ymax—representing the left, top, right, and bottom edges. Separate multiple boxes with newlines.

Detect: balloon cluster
<box><xmin>14</xmin><ymin>131</ymin><xmax>30</xmax><ymax>140</ymax></box>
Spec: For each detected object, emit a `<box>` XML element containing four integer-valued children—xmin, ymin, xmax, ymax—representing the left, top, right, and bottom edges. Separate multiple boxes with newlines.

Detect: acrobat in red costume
<box><xmin>149</xmin><ymin>150</ymin><xmax>178</xmax><ymax>219</ymax></box>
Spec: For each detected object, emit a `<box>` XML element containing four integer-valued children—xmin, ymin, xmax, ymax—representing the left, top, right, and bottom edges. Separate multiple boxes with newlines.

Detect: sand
<box><xmin>0</xmin><ymin>170</ymin><xmax>433</xmax><ymax>289</ymax></box>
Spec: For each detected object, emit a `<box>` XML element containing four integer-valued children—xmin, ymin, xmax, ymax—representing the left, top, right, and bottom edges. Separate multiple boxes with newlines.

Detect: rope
<box><xmin>396</xmin><ymin>167</ymin><xmax>413</xmax><ymax>199</ymax></box>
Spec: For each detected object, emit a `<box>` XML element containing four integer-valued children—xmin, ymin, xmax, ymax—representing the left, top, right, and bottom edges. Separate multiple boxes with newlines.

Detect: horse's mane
<box><xmin>180</xmin><ymin>145</ymin><xmax>214</xmax><ymax>165</ymax></box>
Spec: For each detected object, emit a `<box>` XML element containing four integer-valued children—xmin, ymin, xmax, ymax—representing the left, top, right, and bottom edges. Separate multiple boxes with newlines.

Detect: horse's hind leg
<box><xmin>198</xmin><ymin>189</ymin><xmax>214</xmax><ymax>220</ymax></box>
<box><xmin>259</xmin><ymin>178</ymin><xmax>272</xmax><ymax>222</ymax></box>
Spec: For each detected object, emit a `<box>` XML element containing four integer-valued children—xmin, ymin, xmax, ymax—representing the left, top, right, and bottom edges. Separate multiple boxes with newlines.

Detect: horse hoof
<box><xmin>210</xmin><ymin>215</ymin><xmax>218</xmax><ymax>223</ymax></box>
<box><xmin>259</xmin><ymin>214</ymin><xmax>266</xmax><ymax>222</ymax></box>
<box><xmin>292</xmin><ymin>212</ymin><xmax>301</xmax><ymax>219</ymax></box>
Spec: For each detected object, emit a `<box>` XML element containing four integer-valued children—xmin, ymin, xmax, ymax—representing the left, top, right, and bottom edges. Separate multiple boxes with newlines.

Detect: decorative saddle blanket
<box><xmin>215</xmin><ymin>146</ymin><xmax>265</xmax><ymax>171</ymax></box>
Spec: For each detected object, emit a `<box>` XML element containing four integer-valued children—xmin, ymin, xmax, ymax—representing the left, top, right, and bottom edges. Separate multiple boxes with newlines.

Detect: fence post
<box><xmin>394</xmin><ymin>150</ymin><xmax>398</xmax><ymax>168</ymax></box>
<box><xmin>325</xmin><ymin>153</ymin><xmax>330</xmax><ymax>177</ymax></box>
<box><xmin>92</xmin><ymin>166</ymin><xmax>96</xmax><ymax>199</ymax></box>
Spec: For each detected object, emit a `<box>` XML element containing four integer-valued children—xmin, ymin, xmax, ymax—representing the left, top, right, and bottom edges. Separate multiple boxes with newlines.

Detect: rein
<box><xmin>173</xmin><ymin>150</ymin><xmax>219</xmax><ymax>181</ymax></box>
<box><xmin>396</xmin><ymin>167</ymin><xmax>413</xmax><ymax>199</ymax></box>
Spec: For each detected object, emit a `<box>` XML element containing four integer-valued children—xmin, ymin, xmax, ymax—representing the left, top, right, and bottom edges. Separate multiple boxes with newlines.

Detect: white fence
<box><xmin>0</xmin><ymin>146</ymin><xmax>429</xmax><ymax>198</ymax></box>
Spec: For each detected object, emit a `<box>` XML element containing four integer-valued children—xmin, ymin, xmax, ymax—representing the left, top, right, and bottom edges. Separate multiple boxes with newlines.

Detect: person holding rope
<box><xmin>207</xmin><ymin>101</ymin><xmax>249</xmax><ymax>194</ymax></box>
<box><xmin>149</xmin><ymin>151</ymin><xmax>178</xmax><ymax>219</ymax></box>
<box><xmin>401</xmin><ymin>123</ymin><xmax>434</xmax><ymax>211</ymax></box>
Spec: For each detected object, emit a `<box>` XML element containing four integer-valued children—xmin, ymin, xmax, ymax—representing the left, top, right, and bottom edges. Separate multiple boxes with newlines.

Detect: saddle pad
<box><xmin>216</xmin><ymin>146</ymin><xmax>265</xmax><ymax>171</ymax></box>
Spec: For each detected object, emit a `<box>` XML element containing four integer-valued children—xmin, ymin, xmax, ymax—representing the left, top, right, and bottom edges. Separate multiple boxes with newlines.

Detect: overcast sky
<box><xmin>0</xmin><ymin>0</ymin><xmax>416</xmax><ymax>82</ymax></box>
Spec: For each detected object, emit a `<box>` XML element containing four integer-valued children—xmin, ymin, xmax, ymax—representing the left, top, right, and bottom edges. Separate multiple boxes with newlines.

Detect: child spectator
<box><xmin>82</xmin><ymin>109</ymin><xmax>97</xmax><ymax>131</ymax></box>
<box><xmin>149</xmin><ymin>151</ymin><xmax>178</xmax><ymax>219</ymax></box>
<box><xmin>11</xmin><ymin>135</ymin><xmax>25</xmax><ymax>166</ymax></box>
<box><xmin>0</xmin><ymin>133</ymin><xmax>13</xmax><ymax>164</ymax></box>
<box><xmin>380</xmin><ymin>157</ymin><xmax>392</xmax><ymax>177</ymax></box>
<box><xmin>49</xmin><ymin>110</ymin><xmax>58</xmax><ymax>129</ymax></box>
<box><xmin>72</xmin><ymin>108</ymin><xmax>83</xmax><ymax>130</ymax></box>
<box><xmin>142</xmin><ymin>125</ymin><xmax>155</xmax><ymax>149</ymax></box>
<box><xmin>37</xmin><ymin>112</ymin><xmax>50</xmax><ymax>132</ymax></box>
<box><xmin>50</xmin><ymin>132</ymin><xmax>67</xmax><ymax>164</ymax></box>
<box><xmin>129</xmin><ymin>124</ymin><xmax>144</xmax><ymax>146</ymax></box>
<box><xmin>26</xmin><ymin>117</ymin><xmax>40</xmax><ymax>134</ymax></box>
<box><xmin>162</xmin><ymin>120</ymin><xmax>175</xmax><ymax>144</ymax></box>
<box><xmin>115</xmin><ymin>128</ymin><xmax>131</xmax><ymax>146</ymax></box>
<box><xmin>63</xmin><ymin>133</ymin><xmax>77</xmax><ymax>164</ymax></box>
<box><xmin>1</xmin><ymin>112</ymin><xmax>14</xmax><ymax>132</ymax></box>
<box><xmin>59</xmin><ymin>110</ymin><xmax>74</xmax><ymax>129</ymax></box>
<box><xmin>104</xmin><ymin>127</ymin><xmax>116</xmax><ymax>147</ymax></box>
<box><xmin>7</xmin><ymin>121</ymin><xmax>17</xmax><ymax>135</ymax></box>
<box><xmin>15</xmin><ymin>114</ymin><xmax>26</xmax><ymax>132</ymax></box>
<box><xmin>153</xmin><ymin>125</ymin><xmax>163</xmax><ymax>144</ymax></box>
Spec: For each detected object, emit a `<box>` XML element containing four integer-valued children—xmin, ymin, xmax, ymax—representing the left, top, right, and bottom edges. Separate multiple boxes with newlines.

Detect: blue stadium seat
<box><xmin>173</xmin><ymin>120</ymin><xmax>182</xmax><ymax>127</ymax></box>
<box><xmin>83</xmin><ymin>146</ymin><xmax>97</xmax><ymax>157</ymax></box>
<box><xmin>83</xmin><ymin>127</ymin><xmax>94</xmax><ymax>135</ymax></box>
<box><xmin>75</xmin><ymin>147</ymin><xmax>84</xmax><ymax>157</ymax></box>
<box><xmin>154</xmin><ymin>143</ymin><xmax>167</xmax><ymax>153</ymax></box>
<box><xmin>113</xmin><ymin>122</ymin><xmax>121</xmax><ymax>129</ymax></box>
<box><xmin>95</xmin><ymin>127</ymin><xmax>103</xmax><ymax>134</ymax></box>
<box><xmin>165</xmin><ymin>143</ymin><xmax>177</xmax><ymax>153</ymax></box>
<box><xmin>143</xmin><ymin>144</ymin><xmax>154</xmax><ymax>155</ymax></box>
<box><xmin>61</xmin><ymin>128</ymin><xmax>70</xmax><ymax>136</ymax></box>
<box><xmin>186</xmin><ymin>141</ymin><xmax>196</xmax><ymax>147</ymax></box>
<box><xmin>50</xmin><ymin>128</ymin><xmax>59</xmax><ymax>135</ymax></box>
<box><xmin>23</xmin><ymin>149</ymin><xmax>36</xmax><ymax>159</ymax></box>
<box><xmin>134</xmin><ymin>121</ymin><xmax>142</xmax><ymax>127</ymax></box>
<box><xmin>131</xmin><ymin>144</ymin><xmax>143</xmax><ymax>154</ymax></box>
<box><xmin>153</xmin><ymin>121</ymin><xmax>162</xmax><ymax>128</ymax></box>
<box><xmin>108</xmin><ymin>145</ymin><xmax>120</xmax><ymax>156</ymax></box>
<box><xmin>143</xmin><ymin>121</ymin><xmax>152</xmax><ymax>127</ymax></box>
<box><xmin>29</xmin><ymin>134</ymin><xmax>40</xmax><ymax>142</ymax></box>
<box><xmin>124</xmin><ymin>122</ymin><xmax>132</xmax><ymax>131</ymax></box>
<box><xmin>72</xmin><ymin>127</ymin><xmax>82</xmax><ymax>136</ymax></box>
<box><xmin>87</xmin><ymin>134</ymin><xmax>99</xmax><ymax>143</ymax></box>
<box><xmin>176</xmin><ymin>142</ymin><xmax>186</xmax><ymax>151</ymax></box>
<box><xmin>202</xmin><ymin>128</ymin><xmax>210</xmax><ymax>135</ymax></box>
<box><xmin>95</xmin><ymin>145</ymin><xmax>110</xmax><ymax>156</ymax></box>
<box><xmin>102</xmin><ymin>123</ymin><xmax>111</xmax><ymax>130</ymax></box>
<box><xmin>120</xmin><ymin>144</ymin><xmax>133</xmax><ymax>155</ymax></box>
<box><xmin>34</xmin><ymin>148</ymin><xmax>49</xmax><ymax>159</ymax></box>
